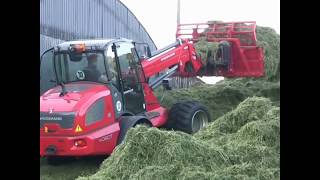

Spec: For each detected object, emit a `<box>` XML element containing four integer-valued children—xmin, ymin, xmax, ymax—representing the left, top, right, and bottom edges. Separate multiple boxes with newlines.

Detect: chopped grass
<box><xmin>157</xmin><ymin>78</ymin><xmax>279</xmax><ymax>121</ymax></box>
<box><xmin>78</xmin><ymin>97</ymin><xmax>280</xmax><ymax>180</ymax></box>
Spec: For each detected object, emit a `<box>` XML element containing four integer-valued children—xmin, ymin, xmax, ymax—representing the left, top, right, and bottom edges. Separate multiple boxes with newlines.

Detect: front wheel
<box><xmin>167</xmin><ymin>101</ymin><xmax>211</xmax><ymax>134</ymax></box>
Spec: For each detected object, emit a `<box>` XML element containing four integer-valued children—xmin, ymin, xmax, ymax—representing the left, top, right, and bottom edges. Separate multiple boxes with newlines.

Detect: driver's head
<box><xmin>87</xmin><ymin>54</ymin><xmax>98</xmax><ymax>68</ymax></box>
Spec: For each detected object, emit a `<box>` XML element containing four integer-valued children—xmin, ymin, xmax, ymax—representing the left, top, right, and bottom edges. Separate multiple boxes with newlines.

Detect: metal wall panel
<box><xmin>40</xmin><ymin>0</ymin><xmax>157</xmax><ymax>56</ymax></box>
<box><xmin>40</xmin><ymin>34</ymin><xmax>64</xmax><ymax>56</ymax></box>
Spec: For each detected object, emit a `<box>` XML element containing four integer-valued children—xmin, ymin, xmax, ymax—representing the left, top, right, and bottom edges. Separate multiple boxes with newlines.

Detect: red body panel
<box><xmin>41</xmin><ymin>83</ymin><xmax>110</xmax><ymax>113</ymax></box>
<box><xmin>141</xmin><ymin>41</ymin><xmax>202</xmax><ymax>78</ymax></box>
<box><xmin>40</xmin><ymin>82</ymin><xmax>120</xmax><ymax>156</ymax></box>
<box><xmin>40</xmin><ymin>82</ymin><xmax>167</xmax><ymax>157</ymax></box>
<box><xmin>148</xmin><ymin>106</ymin><xmax>168</xmax><ymax>127</ymax></box>
<box><xmin>40</xmin><ymin>122</ymin><xmax>120</xmax><ymax>157</ymax></box>
<box><xmin>142</xmin><ymin>83</ymin><xmax>161</xmax><ymax>111</ymax></box>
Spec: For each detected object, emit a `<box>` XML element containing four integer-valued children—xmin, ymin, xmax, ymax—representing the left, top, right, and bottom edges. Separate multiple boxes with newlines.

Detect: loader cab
<box><xmin>40</xmin><ymin>39</ymin><xmax>147</xmax><ymax>115</ymax></box>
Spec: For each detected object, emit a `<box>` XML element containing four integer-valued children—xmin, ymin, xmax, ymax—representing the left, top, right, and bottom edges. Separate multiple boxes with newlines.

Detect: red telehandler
<box><xmin>40</xmin><ymin>21</ymin><xmax>264</xmax><ymax>165</ymax></box>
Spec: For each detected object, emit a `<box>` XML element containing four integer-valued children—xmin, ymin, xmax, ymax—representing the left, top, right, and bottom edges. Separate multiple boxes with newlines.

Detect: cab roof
<box><xmin>55</xmin><ymin>38</ymin><xmax>133</xmax><ymax>51</ymax></box>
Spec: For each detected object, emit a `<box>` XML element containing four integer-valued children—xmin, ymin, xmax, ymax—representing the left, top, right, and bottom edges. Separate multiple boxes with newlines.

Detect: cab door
<box><xmin>114</xmin><ymin>42</ymin><xmax>146</xmax><ymax>114</ymax></box>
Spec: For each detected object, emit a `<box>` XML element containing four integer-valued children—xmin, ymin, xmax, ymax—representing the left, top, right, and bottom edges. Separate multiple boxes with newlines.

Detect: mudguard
<box><xmin>117</xmin><ymin>115</ymin><xmax>151</xmax><ymax>145</ymax></box>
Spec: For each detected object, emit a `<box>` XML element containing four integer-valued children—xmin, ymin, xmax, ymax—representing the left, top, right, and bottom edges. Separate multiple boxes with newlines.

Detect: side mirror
<box><xmin>134</xmin><ymin>42</ymin><xmax>152</xmax><ymax>60</ymax></box>
<box><xmin>144</xmin><ymin>45</ymin><xmax>151</xmax><ymax>58</ymax></box>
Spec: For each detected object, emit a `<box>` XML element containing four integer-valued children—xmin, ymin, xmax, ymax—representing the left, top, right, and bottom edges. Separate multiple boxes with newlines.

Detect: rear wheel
<box><xmin>167</xmin><ymin>101</ymin><xmax>211</xmax><ymax>134</ymax></box>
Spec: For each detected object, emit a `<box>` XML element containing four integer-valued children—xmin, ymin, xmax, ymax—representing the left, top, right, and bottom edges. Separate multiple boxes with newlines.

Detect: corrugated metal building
<box><xmin>40</xmin><ymin>0</ymin><xmax>157</xmax><ymax>56</ymax></box>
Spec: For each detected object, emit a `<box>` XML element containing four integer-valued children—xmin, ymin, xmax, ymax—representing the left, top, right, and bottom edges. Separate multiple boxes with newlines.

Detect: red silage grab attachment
<box><xmin>176</xmin><ymin>21</ymin><xmax>264</xmax><ymax>77</ymax></box>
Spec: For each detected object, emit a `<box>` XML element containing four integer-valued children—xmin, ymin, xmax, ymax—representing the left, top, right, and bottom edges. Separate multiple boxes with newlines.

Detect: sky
<box><xmin>120</xmin><ymin>0</ymin><xmax>280</xmax><ymax>84</ymax></box>
<box><xmin>120</xmin><ymin>0</ymin><xmax>280</xmax><ymax>48</ymax></box>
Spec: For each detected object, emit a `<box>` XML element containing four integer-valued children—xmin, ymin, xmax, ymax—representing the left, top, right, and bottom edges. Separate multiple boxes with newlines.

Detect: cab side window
<box><xmin>116</xmin><ymin>42</ymin><xmax>145</xmax><ymax>114</ymax></box>
<box><xmin>106</xmin><ymin>47</ymin><xmax>119</xmax><ymax>89</ymax></box>
<box><xmin>117</xmin><ymin>43</ymin><xmax>141</xmax><ymax>92</ymax></box>
<box><xmin>40</xmin><ymin>49</ymin><xmax>56</xmax><ymax>95</ymax></box>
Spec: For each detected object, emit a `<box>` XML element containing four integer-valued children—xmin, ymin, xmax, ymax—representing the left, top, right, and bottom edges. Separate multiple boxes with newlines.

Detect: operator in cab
<box><xmin>83</xmin><ymin>53</ymin><xmax>108</xmax><ymax>83</ymax></box>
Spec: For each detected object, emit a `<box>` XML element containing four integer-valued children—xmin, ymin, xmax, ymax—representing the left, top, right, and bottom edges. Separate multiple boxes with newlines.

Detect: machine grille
<box><xmin>40</xmin><ymin>112</ymin><xmax>75</xmax><ymax>129</ymax></box>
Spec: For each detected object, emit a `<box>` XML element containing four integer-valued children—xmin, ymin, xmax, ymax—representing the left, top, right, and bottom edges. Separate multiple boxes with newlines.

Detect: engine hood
<box><xmin>40</xmin><ymin>82</ymin><xmax>110</xmax><ymax>112</ymax></box>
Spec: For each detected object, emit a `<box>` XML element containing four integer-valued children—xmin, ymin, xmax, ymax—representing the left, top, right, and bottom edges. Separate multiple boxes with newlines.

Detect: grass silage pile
<box><xmin>78</xmin><ymin>97</ymin><xmax>279</xmax><ymax>180</ymax></box>
<box><xmin>256</xmin><ymin>26</ymin><xmax>280</xmax><ymax>81</ymax></box>
<box><xmin>157</xmin><ymin>78</ymin><xmax>279</xmax><ymax>121</ymax></box>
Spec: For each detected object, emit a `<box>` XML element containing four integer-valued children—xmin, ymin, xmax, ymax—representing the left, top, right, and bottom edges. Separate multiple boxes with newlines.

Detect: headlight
<box><xmin>85</xmin><ymin>98</ymin><xmax>105</xmax><ymax>125</ymax></box>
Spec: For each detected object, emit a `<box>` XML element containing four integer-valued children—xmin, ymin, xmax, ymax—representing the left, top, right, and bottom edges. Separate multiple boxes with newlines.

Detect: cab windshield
<box><xmin>53</xmin><ymin>51</ymin><xmax>109</xmax><ymax>84</ymax></box>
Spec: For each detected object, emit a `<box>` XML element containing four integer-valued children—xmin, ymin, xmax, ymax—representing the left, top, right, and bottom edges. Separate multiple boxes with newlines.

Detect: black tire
<box><xmin>133</xmin><ymin>121</ymin><xmax>152</xmax><ymax>128</ymax></box>
<box><xmin>46</xmin><ymin>156</ymin><xmax>74</xmax><ymax>166</ymax></box>
<box><xmin>167</xmin><ymin>101</ymin><xmax>211</xmax><ymax>134</ymax></box>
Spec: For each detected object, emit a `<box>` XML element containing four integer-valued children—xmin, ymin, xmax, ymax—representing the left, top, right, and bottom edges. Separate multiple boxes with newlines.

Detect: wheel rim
<box><xmin>191</xmin><ymin>110</ymin><xmax>209</xmax><ymax>132</ymax></box>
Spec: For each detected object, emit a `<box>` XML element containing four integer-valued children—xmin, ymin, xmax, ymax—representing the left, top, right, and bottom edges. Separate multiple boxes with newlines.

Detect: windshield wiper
<box><xmin>49</xmin><ymin>79</ymin><xmax>68</xmax><ymax>96</ymax></box>
<box><xmin>59</xmin><ymin>82</ymin><xmax>68</xmax><ymax>97</ymax></box>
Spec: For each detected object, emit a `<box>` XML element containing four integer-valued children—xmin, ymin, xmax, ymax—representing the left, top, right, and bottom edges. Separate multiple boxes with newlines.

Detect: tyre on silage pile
<box><xmin>166</xmin><ymin>101</ymin><xmax>211</xmax><ymax>134</ymax></box>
